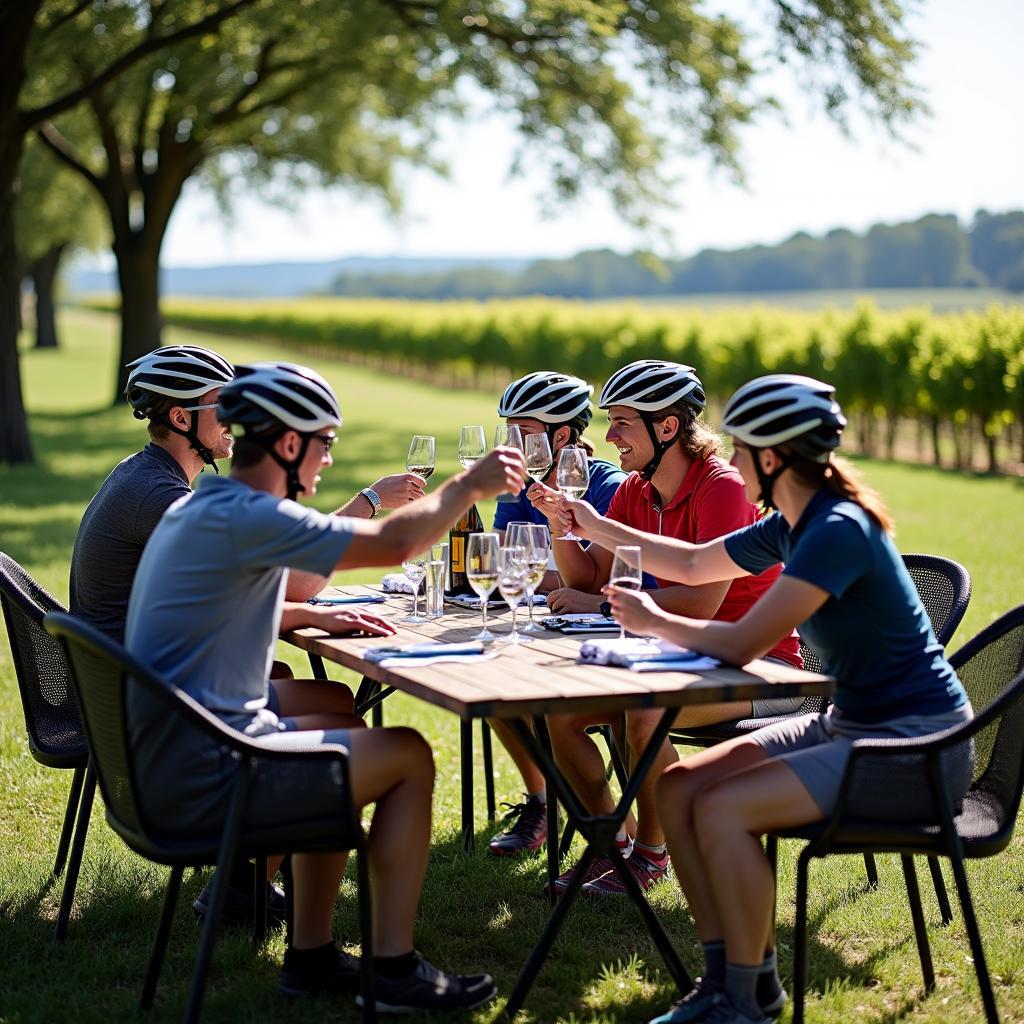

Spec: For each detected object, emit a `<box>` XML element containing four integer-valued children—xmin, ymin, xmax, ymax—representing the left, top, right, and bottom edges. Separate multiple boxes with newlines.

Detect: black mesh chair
<box><xmin>44</xmin><ymin>612</ymin><xmax>375</xmax><ymax>1024</ymax></box>
<box><xmin>773</xmin><ymin>603</ymin><xmax>1024</xmax><ymax>1024</ymax></box>
<box><xmin>0</xmin><ymin>552</ymin><xmax>94</xmax><ymax>942</ymax></box>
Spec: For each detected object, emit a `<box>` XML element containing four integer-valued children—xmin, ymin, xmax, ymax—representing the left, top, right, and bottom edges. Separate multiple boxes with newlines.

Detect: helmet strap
<box><xmin>266</xmin><ymin>433</ymin><xmax>313</xmax><ymax>501</ymax></box>
<box><xmin>637</xmin><ymin>415</ymin><xmax>675</xmax><ymax>481</ymax></box>
<box><xmin>751</xmin><ymin>447</ymin><xmax>796</xmax><ymax>510</ymax></box>
<box><xmin>153</xmin><ymin>410</ymin><xmax>220</xmax><ymax>474</ymax></box>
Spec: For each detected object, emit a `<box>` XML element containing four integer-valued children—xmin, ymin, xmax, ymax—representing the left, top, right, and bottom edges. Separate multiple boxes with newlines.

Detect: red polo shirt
<box><xmin>605</xmin><ymin>455</ymin><xmax>801</xmax><ymax>667</ymax></box>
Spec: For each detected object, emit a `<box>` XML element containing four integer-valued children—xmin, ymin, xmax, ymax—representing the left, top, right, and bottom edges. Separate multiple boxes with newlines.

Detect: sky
<box><xmin>106</xmin><ymin>0</ymin><xmax>1024</xmax><ymax>268</ymax></box>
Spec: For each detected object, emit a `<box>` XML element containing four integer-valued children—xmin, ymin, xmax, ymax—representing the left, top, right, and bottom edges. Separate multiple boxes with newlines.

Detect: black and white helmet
<box><xmin>217</xmin><ymin>362</ymin><xmax>342</xmax><ymax>434</ymax></box>
<box><xmin>498</xmin><ymin>371</ymin><xmax>593</xmax><ymax>429</ymax></box>
<box><xmin>599</xmin><ymin>360</ymin><xmax>706</xmax><ymax>413</ymax></box>
<box><xmin>125</xmin><ymin>345</ymin><xmax>234</xmax><ymax>418</ymax></box>
<box><xmin>722</xmin><ymin>374</ymin><xmax>846</xmax><ymax>463</ymax></box>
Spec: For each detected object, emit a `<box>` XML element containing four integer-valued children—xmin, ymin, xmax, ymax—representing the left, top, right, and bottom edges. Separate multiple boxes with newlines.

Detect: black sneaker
<box><xmin>356</xmin><ymin>952</ymin><xmax>497</xmax><ymax>1013</ymax></box>
<box><xmin>193</xmin><ymin>878</ymin><xmax>287</xmax><ymax>930</ymax></box>
<box><xmin>488</xmin><ymin>795</ymin><xmax>547</xmax><ymax>856</ymax></box>
<box><xmin>279</xmin><ymin>945</ymin><xmax>360</xmax><ymax>998</ymax></box>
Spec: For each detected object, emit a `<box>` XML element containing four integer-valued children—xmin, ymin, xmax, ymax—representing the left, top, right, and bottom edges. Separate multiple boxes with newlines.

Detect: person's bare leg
<box><xmin>693</xmin><ymin>760</ymin><xmax>822</xmax><ymax>965</ymax></box>
<box><xmin>674</xmin><ymin>700</ymin><xmax>752</xmax><ymax>728</ymax></box>
<box><xmin>271</xmin><ymin>676</ymin><xmax>363</xmax><ymax>730</ymax></box>
<box><xmin>290</xmin><ymin>851</ymin><xmax>350</xmax><ymax>948</ymax></box>
<box><xmin>546</xmin><ymin>711</ymin><xmax>637</xmax><ymax>835</ymax></box>
<box><xmin>656</xmin><ymin>738</ymin><xmax>771</xmax><ymax>942</ymax></box>
<box><xmin>345</xmin><ymin>727</ymin><xmax>436</xmax><ymax>955</ymax></box>
<box><xmin>487</xmin><ymin>717</ymin><xmax>545</xmax><ymax>796</ymax></box>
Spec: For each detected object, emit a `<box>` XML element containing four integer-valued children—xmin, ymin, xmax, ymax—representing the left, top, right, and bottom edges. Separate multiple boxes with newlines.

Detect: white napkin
<box><xmin>578</xmin><ymin>637</ymin><xmax>720</xmax><ymax>671</ymax></box>
<box><xmin>381</xmin><ymin>573</ymin><xmax>421</xmax><ymax>595</ymax></box>
<box><xmin>378</xmin><ymin>652</ymin><xmax>500</xmax><ymax>668</ymax></box>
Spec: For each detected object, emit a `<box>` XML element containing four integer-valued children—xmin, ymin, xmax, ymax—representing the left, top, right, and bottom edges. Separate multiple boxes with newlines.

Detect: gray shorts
<box><xmin>750</xmin><ymin>703</ymin><xmax>974</xmax><ymax>820</ymax></box>
<box><xmin>750</xmin><ymin>656</ymin><xmax>807</xmax><ymax>718</ymax></box>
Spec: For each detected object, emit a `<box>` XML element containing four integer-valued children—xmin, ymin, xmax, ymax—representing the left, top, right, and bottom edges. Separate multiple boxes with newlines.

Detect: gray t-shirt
<box><xmin>70</xmin><ymin>444</ymin><xmax>190</xmax><ymax>645</ymax></box>
<box><xmin>126</xmin><ymin>474</ymin><xmax>354</xmax><ymax>725</ymax></box>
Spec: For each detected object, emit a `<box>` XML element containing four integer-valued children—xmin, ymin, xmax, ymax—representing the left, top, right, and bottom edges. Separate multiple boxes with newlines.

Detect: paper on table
<box><xmin>578</xmin><ymin>637</ymin><xmax>720</xmax><ymax>671</ymax></box>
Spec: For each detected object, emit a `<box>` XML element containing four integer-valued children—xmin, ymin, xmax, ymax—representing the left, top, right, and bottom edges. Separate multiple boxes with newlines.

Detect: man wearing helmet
<box><xmin>532</xmin><ymin>359</ymin><xmax>801</xmax><ymax>898</ymax></box>
<box><xmin>486</xmin><ymin>370</ymin><xmax>627</xmax><ymax>857</ymax></box>
<box><xmin>124</xmin><ymin>361</ymin><xmax>524</xmax><ymax>1011</ymax></box>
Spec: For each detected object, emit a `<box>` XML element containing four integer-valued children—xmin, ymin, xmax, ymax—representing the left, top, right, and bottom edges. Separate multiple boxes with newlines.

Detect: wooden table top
<box><xmin>285</xmin><ymin>583</ymin><xmax>833</xmax><ymax>721</ymax></box>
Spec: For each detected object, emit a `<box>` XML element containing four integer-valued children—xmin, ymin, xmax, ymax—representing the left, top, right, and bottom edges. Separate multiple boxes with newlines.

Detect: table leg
<box><xmin>308</xmin><ymin>653</ymin><xmax>328</xmax><ymax>680</ymax></box>
<box><xmin>533</xmin><ymin>716</ymin><xmax>561</xmax><ymax>907</ymax></box>
<box><xmin>502</xmin><ymin>706</ymin><xmax>691</xmax><ymax>1017</ymax></box>
<box><xmin>482</xmin><ymin>720</ymin><xmax>496</xmax><ymax>822</ymax></box>
<box><xmin>461</xmin><ymin>718</ymin><xmax>474</xmax><ymax>854</ymax></box>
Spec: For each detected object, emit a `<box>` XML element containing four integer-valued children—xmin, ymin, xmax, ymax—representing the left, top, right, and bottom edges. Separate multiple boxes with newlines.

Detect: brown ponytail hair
<box><xmin>786</xmin><ymin>453</ymin><xmax>894</xmax><ymax>534</ymax></box>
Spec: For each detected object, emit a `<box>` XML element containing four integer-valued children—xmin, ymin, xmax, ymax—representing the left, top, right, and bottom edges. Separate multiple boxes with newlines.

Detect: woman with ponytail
<box><xmin>559</xmin><ymin>375</ymin><xmax>972</xmax><ymax>1024</ymax></box>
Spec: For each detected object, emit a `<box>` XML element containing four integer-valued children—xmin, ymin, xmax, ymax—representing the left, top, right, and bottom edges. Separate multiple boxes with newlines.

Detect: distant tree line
<box><xmin>326</xmin><ymin>210</ymin><xmax>1024</xmax><ymax>300</ymax></box>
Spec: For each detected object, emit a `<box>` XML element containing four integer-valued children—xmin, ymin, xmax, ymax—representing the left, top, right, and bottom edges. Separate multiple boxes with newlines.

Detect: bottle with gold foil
<box><xmin>446</xmin><ymin>504</ymin><xmax>484</xmax><ymax>596</ymax></box>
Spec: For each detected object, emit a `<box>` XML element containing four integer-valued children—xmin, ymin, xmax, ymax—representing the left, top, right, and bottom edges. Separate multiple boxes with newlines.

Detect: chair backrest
<box><xmin>949</xmin><ymin>604</ymin><xmax>1024</xmax><ymax>807</ymax></box>
<box><xmin>43</xmin><ymin>612</ymin><xmax>154</xmax><ymax>846</ymax></box>
<box><xmin>0</xmin><ymin>552</ymin><xmax>85</xmax><ymax>764</ymax></box>
<box><xmin>902</xmin><ymin>553</ymin><xmax>972</xmax><ymax>647</ymax></box>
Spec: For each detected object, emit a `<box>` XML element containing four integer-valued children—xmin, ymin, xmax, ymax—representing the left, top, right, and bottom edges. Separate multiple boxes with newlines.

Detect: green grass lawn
<box><xmin>2</xmin><ymin>309</ymin><xmax>1023</xmax><ymax>1023</ymax></box>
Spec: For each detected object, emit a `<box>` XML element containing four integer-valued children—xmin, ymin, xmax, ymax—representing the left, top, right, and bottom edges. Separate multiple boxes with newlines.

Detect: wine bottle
<box><xmin>446</xmin><ymin>503</ymin><xmax>484</xmax><ymax>596</ymax></box>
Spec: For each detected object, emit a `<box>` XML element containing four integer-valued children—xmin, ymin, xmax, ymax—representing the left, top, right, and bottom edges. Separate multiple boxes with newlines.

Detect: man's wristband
<box><xmin>600</xmin><ymin>600</ymin><xmax>613</xmax><ymax>618</ymax></box>
<box><xmin>360</xmin><ymin>487</ymin><xmax>382</xmax><ymax>518</ymax></box>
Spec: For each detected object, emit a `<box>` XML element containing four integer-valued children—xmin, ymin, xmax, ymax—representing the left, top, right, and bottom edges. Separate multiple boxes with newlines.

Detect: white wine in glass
<box><xmin>520</xmin><ymin>523</ymin><xmax>549</xmax><ymax>633</ymax></box>
<box><xmin>609</xmin><ymin>545</ymin><xmax>643</xmax><ymax>640</ymax></box>
<box><xmin>466</xmin><ymin>532</ymin><xmax>500</xmax><ymax>642</ymax></box>
<box><xmin>524</xmin><ymin>432</ymin><xmax>553</xmax><ymax>483</ymax></box>
<box><xmin>556</xmin><ymin>447</ymin><xmax>590</xmax><ymax>541</ymax></box>
<box><xmin>458</xmin><ymin>425</ymin><xmax>486</xmax><ymax>469</ymax></box>
<box><xmin>406</xmin><ymin>435</ymin><xmax>436</xmax><ymax>482</ymax></box>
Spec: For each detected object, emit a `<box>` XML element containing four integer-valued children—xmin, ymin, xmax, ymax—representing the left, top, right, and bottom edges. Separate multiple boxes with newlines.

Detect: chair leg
<box><xmin>946</xmin><ymin>849</ymin><xmax>1000</xmax><ymax>1023</ymax></box>
<box><xmin>253</xmin><ymin>856</ymin><xmax>267</xmax><ymax>946</ymax></box>
<box><xmin>863</xmin><ymin>852</ymin><xmax>879</xmax><ymax>888</ymax></box>
<box><xmin>53</xmin><ymin>766</ymin><xmax>85</xmax><ymax>878</ymax></box>
<box><xmin>356</xmin><ymin>844</ymin><xmax>376</xmax><ymax>1024</ymax></box>
<box><xmin>900</xmin><ymin>854</ymin><xmax>935</xmax><ymax>992</ymax></box>
<box><xmin>481</xmin><ymin>720</ymin><xmax>496</xmax><ymax>822</ymax></box>
<box><xmin>54</xmin><ymin>762</ymin><xmax>96</xmax><ymax>943</ymax></box>
<box><xmin>927</xmin><ymin>856</ymin><xmax>954</xmax><ymax>925</ymax></box>
<box><xmin>792</xmin><ymin>847</ymin><xmax>812</xmax><ymax>1024</ymax></box>
<box><xmin>141</xmin><ymin>866</ymin><xmax>184</xmax><ymax>1009</ymax></box>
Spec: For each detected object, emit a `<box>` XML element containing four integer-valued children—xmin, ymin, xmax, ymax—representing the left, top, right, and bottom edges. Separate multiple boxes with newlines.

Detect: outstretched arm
<box><xmin>606</xmin><ymin>575</ymin><xmax>827</xmax><ymax>665</ymax></box>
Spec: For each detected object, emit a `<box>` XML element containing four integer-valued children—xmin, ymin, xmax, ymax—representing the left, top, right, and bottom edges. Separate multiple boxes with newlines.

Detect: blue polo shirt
<box><xmin>724</xmin><ymin>490</ymin><xmax>966</xmax><ymax>723</ymax></box>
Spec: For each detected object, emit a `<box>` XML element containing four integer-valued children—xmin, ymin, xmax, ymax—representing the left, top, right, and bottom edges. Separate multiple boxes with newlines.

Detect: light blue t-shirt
<box><xmin>493</xmin><ymin>457</ymin><xmax>626</xmax><ymax>533</ymax></box>
<box><xmin>724</xmin><ymin>490</ymin><xmax>966</xmax><ymax>723</ymax></box>
<box><xmin>126</xmin><ymin>474</ymin><xmax>353</xmax><ymax>724</ymax></box>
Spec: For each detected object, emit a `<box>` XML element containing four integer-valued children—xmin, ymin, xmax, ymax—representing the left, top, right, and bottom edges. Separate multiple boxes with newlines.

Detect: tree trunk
<box><xmin>31</xmin><ymin>242</ymin><xmax>66</xmax><ymax>349</ymax></box>
<box><xmin>0</xmin><ymin>2</ymin><xmax>41</xmax><ymax>464</ymax></box>
<box><xmin>930</xmin><ymin>415</ymin><xmax>941</xmax><ymax>467</ymax></box>
<box><xmin>113</xmin><ymin>237</ymin><xmax>163</xmax><ymax>399</ymax></box>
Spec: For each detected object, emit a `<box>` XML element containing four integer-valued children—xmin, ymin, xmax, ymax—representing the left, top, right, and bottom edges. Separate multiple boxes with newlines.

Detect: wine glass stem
<box><xmin>412</xmin><ymin>589</ymin><xmax>419</xmax><ymax>618</ymax></box>
<box><xmin>511</xmin><ymin>604</ymin><xmax>518</xmax><ymax>638</ymax></box>
<box><xmin>525</xmin><ymin>588</ymin><xmax>535</xmax><ymax>625</ymax></box>
<box><xmin>482</xmin><ymin>600</ymin><xmax>488</xmax><ymax>634</ymax></box>
<box><xmin>619</xmin><ymin>624</ymin><xmax>626</xmax><ymax>641</ymax></box>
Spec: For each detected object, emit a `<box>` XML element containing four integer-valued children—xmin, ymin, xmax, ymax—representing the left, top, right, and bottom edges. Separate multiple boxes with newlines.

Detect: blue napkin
<box><xmin>308</xmin><ymin>594</ymin><xmax>387</xmax><ymax>606</ymax></box>
<box><xmin>364</xmin><ymin>642</ymin><xmax>484</xmax><ymax>663</ymax></box>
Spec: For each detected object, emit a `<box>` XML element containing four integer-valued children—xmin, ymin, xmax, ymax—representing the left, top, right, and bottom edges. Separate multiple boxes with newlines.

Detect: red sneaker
<box><xmin>543</xmin><ymin>836</ymin><xmax>634</xmax><ymax>897</ymax></box>
<box><xmin>582</xmin><ymin>848</ymin><xmax>669</xmax><ymax>896</ymax></box>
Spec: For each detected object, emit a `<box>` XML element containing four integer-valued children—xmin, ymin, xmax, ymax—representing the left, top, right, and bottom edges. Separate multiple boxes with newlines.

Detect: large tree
<box><xmin>17</xmin><ymin>134</ymin><xmax>106</xmax><ymax>348</ymax></box>
<box><xmin>4</xmin><ymin>0</ymin><xmax>923</xmax><ymax>462</ymax></box>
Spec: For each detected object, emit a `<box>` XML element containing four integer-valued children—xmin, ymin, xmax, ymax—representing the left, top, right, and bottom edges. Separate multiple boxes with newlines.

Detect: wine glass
<box><xmin>518</xmin><ymin>523</ymin><xmax>549</xmax><ymax>633</ymax></box>
<box><xmin>494</xmin><ymin>423</ymin><xmax>524</xmax><ymax>451</ymax></box>
<box><xmin>458</xmin><ymin>426</ymin><xmax>486</xmax><ymax>469</ymax></box>
<box><xmin>524</xmin><ymin>431</ymin><xmax>553</xmax><ymax>484</ymax></box>
<box><xmin>555</xmin><ymin>447</ymin><xmax>590</xmax><ymax>541</ymax></box>
<box><xmin>406</xmin><ymin>435</ymin><xmax>435</xmax><ymax>482</ymax></box>
<box><xmin>609</xmin><ymin>545</ymin><xmax>643</xmax><ymax>640</ymax></box>
<box><xmin>497</xmin><ymin>545</ymin><xmax>528</xmax><ymax>645</ymax></box>
<box><xmin>401</xmin><ymin>551</ymin><xmax>429</xmax><ymax>624</ymax></box>
<box><xmin>494</xmin><ymin>424</ymin><xmax>524</xmax><ymax>501</ymax></box>
<box><xmin>466</xmin><ymin>532</ymin><xmax>500</xmax><ymax>642</ymax></box>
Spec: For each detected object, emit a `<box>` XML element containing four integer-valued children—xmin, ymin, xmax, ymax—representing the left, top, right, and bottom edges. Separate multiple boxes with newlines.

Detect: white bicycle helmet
<box><xmin>124</xmin><ymin>345</ymin><xmax>234</xmax><ymax>469</ymax></box>
<box><xmin>722</xmin><ymin>374</ymin><xmax>846</xmax><ymax>508</ymax></box>
<box><xmin>498</xmin><ymin>371</ymin><xmax>593</xmax><ymax>429</ymax></box>
<box><xmin>599</xmin><ymin>360</ymin><xmax>707</xmax><ymax>479</ymax></box>
<box><xmin>218</xmin><ymin>362</ymin><xmax>342</xmax><ymax>499</ymax></box>
<box><xmin>598</xmin><ymin>360</ymin><xmax>706</xmax><ymax>414</ymax></box>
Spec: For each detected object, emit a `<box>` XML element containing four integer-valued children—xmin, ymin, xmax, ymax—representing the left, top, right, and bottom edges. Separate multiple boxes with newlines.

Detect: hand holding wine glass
<box><xmin>608</xmin><ymin>545</ymin><xmax>642</xmax><ymax>640</ymax></box>
<box><xmin>406</xmin><ymin>435</ymin><xmax>435</xmax><ymax>482</ymax></box>
<box><xmin>555</xmin><ymin>447</ymin><xmax>590</xmax><ymax>541</ymax></box>
<box><xmin>458</xmin><ymin>425</ymin><xmax>486</xmax><ymax>469</ymax></box>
